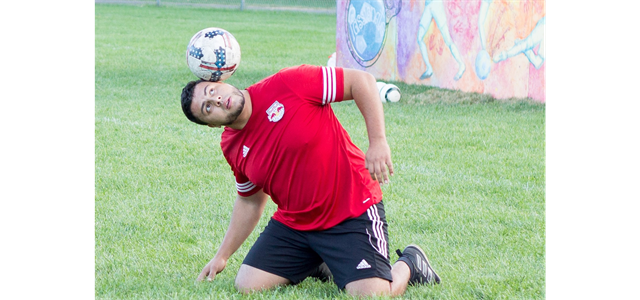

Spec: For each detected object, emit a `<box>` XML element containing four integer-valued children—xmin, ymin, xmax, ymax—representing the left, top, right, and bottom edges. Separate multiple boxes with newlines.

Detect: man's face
<box><xmin>190</xmin><ymin>81</ymin><xmax>245</xmax><ymax>127</ymax></box>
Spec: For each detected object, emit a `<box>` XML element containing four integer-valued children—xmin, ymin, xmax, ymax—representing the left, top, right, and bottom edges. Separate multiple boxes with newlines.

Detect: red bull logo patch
<box><xmin>266</xmin><ymin>100</ymin><xmax>285</xmax><ymax>122</ymax></box>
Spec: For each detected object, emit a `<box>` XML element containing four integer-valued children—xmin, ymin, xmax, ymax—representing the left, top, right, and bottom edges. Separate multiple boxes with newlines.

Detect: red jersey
<box><xmin>220</xmin><ymin>65</ymin><xmax>382</xmax><ymax>231</ymax></box>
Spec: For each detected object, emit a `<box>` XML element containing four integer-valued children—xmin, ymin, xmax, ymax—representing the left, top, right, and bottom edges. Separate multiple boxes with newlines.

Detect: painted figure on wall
<box><xmin>475</xmin><ymin>0</ymin><xmax>493</xmax><ymax>80</ymax></box>
<box><xmin>493</xmin><ymin>16</ymin><xmax>545</xmax><ymax>69</ymax></box>
<box><xmin>336</xmin><ymin>0</ymin><xmax>546</xmax><ymax>102</ymax></box>
<box><xmin>417</xmin><ymin>0</ymin><xmax>466</xmax><ymax>81</ymax></box>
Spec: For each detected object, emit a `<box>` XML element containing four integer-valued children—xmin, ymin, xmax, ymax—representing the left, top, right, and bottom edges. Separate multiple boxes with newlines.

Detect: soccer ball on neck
<box><xmin>186</xmin><ymin>27</ymin><xmax>241</xmax><ymax>82</ymax></box>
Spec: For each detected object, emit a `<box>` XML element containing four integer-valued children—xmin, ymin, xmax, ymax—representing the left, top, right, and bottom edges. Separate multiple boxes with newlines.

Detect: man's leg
<box><xmin>344</xmin><ymin>260</ymin><xmax>411</xmax><ymax>297</ymax></box>
<box><xmin>235</xmin><ymin>264</ymin><xmax>291</xmax><ymax>294</ymax></box>
<box><xmin>238</xmin><ymin>218</ymin><xmax>324</xmax><ymax>294</ymax></box>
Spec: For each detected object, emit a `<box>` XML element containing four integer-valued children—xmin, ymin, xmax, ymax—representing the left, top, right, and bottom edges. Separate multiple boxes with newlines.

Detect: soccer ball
<box><xmin>186</xmin><ymin>27</ymin><xmax>241</xmax><ymax>82</ymax></box>
<box><xmin>376</xmin><ymin>81</ymin><xmax>401</xmax><ymax>103</ymax></box>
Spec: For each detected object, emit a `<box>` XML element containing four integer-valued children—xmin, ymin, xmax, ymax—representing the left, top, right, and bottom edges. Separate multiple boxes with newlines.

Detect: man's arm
<box><xmin>342</xmin><ymin>68</ymin><xmax>394</xmax><ymax>184</ymax></box>
<box><xmin>197</xmin><ymin>189</ymin><xmax>269</xmax><ymax>281</ymax></box>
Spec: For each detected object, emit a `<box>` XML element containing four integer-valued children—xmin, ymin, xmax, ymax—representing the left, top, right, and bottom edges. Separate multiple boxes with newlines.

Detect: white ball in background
<box><xmin>385</xmin><ymin>84</ymin><xmax>401</xmax><ymax>102</ymax></box>
<box><xmin>377</xmin><ymin>81</ymin><xmax>401</xmax><ymax>103</ymax></box>
<box><xmin>327</xmin><ymin>52</ymin><xmax>336</xmax><ymax>67</ymax></box>
<box><xmin>376</xmin><ymin>81</ymin><xmax>386</xmax><ymax>99</ymax></box>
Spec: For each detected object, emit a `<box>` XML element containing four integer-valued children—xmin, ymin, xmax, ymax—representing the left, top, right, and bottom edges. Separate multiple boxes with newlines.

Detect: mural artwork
<box><xmin>337</xmin><ymin>0</ymin><xmax>546</xmax><ymax>102</ymax></box>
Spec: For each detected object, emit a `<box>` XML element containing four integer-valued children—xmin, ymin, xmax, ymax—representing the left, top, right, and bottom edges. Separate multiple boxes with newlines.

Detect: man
<box><xmin>180</xmin><ymin>64</ymin><xmax>440</xmax><ymax>297</ymax></box>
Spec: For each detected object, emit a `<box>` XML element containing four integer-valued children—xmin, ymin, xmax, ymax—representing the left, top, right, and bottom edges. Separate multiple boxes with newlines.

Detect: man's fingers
<box><xmin>367</xmin><ymin>161</ymin><xmax>375</xmax><ymax>179</ymax></box>
<box><xmin>386</xmin><ymin>158</ymin><xmax>394</xmax><ymax>177</ymax></box>
<box><xmin>367</xmin><ymin>159</ymin><xmax>393</xmax><ymax>184</ymax></box>
<box><xmin>369</xmin><ymin>162</ymin><xmax>379</xmax><ymax>183</ymax></box>
<box><xmin>374</xmin><ymin>163</ymin><xmax>385</xmax><ymax>184</ymax></box>
<box><xmin>381</xmin><ymin>164</ymin><xmax>389</xmax><ymax>184</ymax></box>
<box><xmin>197</xmin><ymin>265</ymin><xmax>211</xmax><ymax>282</ymax></box>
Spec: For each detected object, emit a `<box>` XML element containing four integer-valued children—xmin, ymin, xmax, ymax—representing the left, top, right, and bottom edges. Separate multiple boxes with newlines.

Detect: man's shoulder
<box><xmin>249</xmin><ymin>65</ymin><xmax>312</xmax><ymax>90</ymax></box>
<box><xmin>277</xmin><ymin>64</ymin><xmax>320</xmax><ymax>76</ymax></box>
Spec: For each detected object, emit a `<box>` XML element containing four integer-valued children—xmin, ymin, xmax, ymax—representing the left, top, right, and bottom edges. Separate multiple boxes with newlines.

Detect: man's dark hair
<box><xmin>181</xmin><ymin>79</ymin><xmax>208</xmax><ymax>125</ymax></box>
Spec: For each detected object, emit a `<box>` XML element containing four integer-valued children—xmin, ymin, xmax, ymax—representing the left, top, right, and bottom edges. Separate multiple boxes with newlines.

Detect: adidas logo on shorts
<box><xmin>356</xmin><ymin>259</ymin><xmax>372</xmax><ymax>269</ymax></box>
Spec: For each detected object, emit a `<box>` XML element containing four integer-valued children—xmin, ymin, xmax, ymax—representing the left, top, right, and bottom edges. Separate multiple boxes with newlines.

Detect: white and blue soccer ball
<box><xmin>186</xmin><ymin>27</ymin><xmax>241</xmax><ymax>82</ymax></box>
<box><xmin>376</xmin><ymin>81</ymin><xmax>401</xmax><ymax>103</ymax></box>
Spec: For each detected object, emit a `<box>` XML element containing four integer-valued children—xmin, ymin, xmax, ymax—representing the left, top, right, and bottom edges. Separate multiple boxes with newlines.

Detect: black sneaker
<box><xmin>396</xmin><ymin>244</ymin><xmax>441</xmax><ymax>285</ymax></box>
<box><xmin>308</xmin><ymin>262</ymin><xmax>333</xmax><ymax>283</ymax></box>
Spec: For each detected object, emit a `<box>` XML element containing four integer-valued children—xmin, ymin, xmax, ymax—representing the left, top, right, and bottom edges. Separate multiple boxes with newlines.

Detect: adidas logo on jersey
<box><xmin>243</xmin><ymin>145</ymin><xmax>250</xmax><ymax>158</ymax></box>
<box><xmin>356</xmin><ymin>259</ymin><xmax>371</xmax><ymax>270</ymax></box>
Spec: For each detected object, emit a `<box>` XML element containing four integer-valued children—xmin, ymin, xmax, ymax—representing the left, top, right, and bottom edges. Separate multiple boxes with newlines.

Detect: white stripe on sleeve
<box><xmin>330</xmin><ymin>66</ymin><xmax>336</xmax><ymax>103</ymax></box>
<box><xmin>322</xmin><ymin>66</ymin><xmax>328</xmax><ymax>105</ymax></box>
<box><xmin>322</xmin><ymin>66</ymin><xmax>337</xmax><ymax>105</ymax></box>
<box><xmin>236</xmin><ymin>180</ymin><xmax>256</xmax><ymax>193</ymax></box>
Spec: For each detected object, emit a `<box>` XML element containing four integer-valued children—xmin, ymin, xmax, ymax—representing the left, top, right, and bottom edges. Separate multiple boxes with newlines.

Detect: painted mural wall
<box><xmin>336</xmin><ymin>0</ymin><xmax>546</xmax><ymax>102</ymax></box>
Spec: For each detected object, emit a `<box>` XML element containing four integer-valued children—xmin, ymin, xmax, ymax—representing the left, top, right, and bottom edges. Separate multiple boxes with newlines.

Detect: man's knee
<box><xmin>234</xmin><ymin>264</ymin><xmax>290</xmax><ymax>294</ymax></box>
<box><xmin>344</xmin><ymin>277</ymin><xmax>391</xmax><ymax>297</ymax></box>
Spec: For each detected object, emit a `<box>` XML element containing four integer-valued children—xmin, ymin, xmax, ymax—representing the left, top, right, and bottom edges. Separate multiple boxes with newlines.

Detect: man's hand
<box><xmin>365</xmin><ymin>139</ymin><xmax>394</xmax><ymax>185</ymax></box>
<box><xmin>197</xmin><ymin>256</ymin><xmax>227</xmax><ymax>282</ymax></box>
<box><xmin>196</xmin><ymin>192</ymin><xmax>268</xmax><ymax>283</ymax></box>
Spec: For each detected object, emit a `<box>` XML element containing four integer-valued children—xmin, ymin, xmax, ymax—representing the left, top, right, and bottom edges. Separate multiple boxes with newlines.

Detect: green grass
<box><xmin>96</xmin><ymin>4</ymin><xmax>545</xmax><ymax>299</ymax></box>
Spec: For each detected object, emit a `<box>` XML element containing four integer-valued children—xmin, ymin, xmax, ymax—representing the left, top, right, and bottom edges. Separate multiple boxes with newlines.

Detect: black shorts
<box><xmin>243</xmin><ymin>201</ymin><xmax>392</xmax><ymax>289</ymax></box>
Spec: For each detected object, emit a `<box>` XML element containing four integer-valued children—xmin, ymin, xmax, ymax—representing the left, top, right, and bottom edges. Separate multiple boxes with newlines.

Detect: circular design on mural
<box><xmin>346</xmin><ymin>0</ymin><xmax>387</xmax><ymax>67</ymax></box>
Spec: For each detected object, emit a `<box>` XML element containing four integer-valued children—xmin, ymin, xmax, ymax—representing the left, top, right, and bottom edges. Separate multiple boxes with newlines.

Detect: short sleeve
<box><xmin>279</xmin><ymin>64</ymin><xmax>344</xmax><ymax>106</ymax></box>
<box><xmin>234</xmin><ymin>171</ymin><xmax>259</xmax><ymax>197</ymax></box>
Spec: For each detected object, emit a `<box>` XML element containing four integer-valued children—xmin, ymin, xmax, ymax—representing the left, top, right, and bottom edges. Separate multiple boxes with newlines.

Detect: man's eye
<box><xmin>209</xmin><ymin>89</ymin><xmax>215</xmax><ymax>95</ymax></box>
<box><xmin>206</xmin><ymin>105</ymin><xmax>211</xmax><ymax>112</ymax></box>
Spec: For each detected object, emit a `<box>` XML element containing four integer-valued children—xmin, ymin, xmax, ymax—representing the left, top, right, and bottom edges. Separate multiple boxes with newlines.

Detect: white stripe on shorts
<box><xmin>366</xmin><ymin>204</ymin><xmax>388</xmax><ymax>259</ymax></box>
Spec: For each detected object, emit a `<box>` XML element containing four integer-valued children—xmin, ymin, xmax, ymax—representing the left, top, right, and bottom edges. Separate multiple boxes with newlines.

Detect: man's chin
<box><xmin>223</xmin><ymin>105</ymin><xmax>244</xmax><ymax>126</ymax></box>
<box><xmin>223</xmin><ymin>88</ymin><xmax>245</xmax><ymax>126</ymax></box>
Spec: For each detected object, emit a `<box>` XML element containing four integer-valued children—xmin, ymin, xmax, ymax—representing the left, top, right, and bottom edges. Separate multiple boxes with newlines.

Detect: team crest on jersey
<box><xmin>266</xmin><ymin>100</ymin><xmax>285</xmax><ymax>122</ymax></box>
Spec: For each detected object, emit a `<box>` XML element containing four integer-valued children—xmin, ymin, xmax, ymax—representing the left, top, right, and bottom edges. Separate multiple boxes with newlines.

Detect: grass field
<box><xmin>95</xmin><ymin>4</ymin><xmax>545</xmax><ymax>299</ymax></box>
